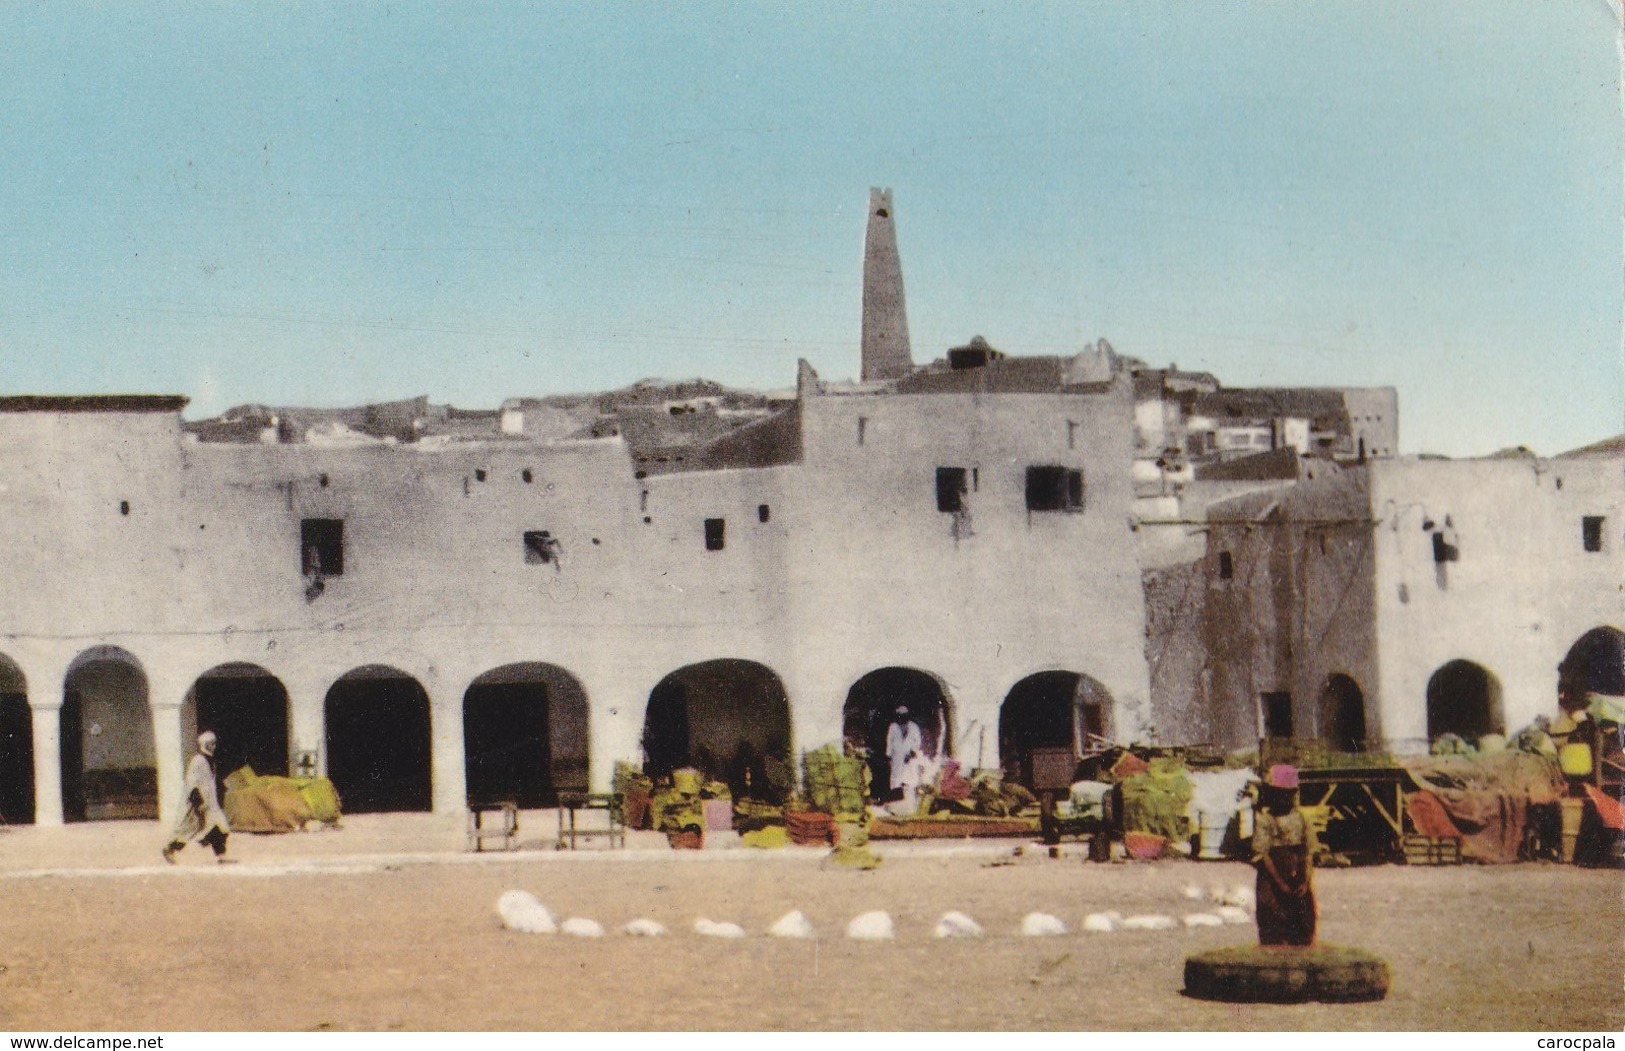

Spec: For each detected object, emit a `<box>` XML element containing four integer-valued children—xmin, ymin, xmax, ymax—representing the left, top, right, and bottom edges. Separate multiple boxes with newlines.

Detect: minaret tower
<box><xmin>860</xmin><ymin>187</ymin><xmax>913</xmax><ymax>382</ymax></box>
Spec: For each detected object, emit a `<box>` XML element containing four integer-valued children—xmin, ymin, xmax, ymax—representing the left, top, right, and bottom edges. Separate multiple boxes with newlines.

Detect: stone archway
<box><xmin>1319</xmin><ymin>674</ymin><xmax>1367</xmax><ymax>753</ymax></box>
<box><xmin>182</xmin><ymin>664</ymin><xmax>291</xmax><ymax>782</ymax></box>
<box><xmin>464</xmin><ymin>663</ymin><xmax>590</xmax><ymax>808</ymax></box>
<box><xmin>0</xmin><ymin>655</ymin><xmax>32</xmax><ymax>824</ymax></box>
<box><xmin>997</xmin><ymin>671</ymin><xmax>1112</xmax><ymax>791</ymax></box>
<box><xmin>843</xmin><ymin>667</ymin><xmax>954</xmax><ymax>800</ymax></box>
<box><xmin>1426</xmin><ymin>660</ymin><xmax>1503</xmax><ymax>744</ymax></box>
<box><xmin>642</xmin><ymin>660</ymin><xmax>791</xmax><ymax>803</ymax></box>
<box><xmin>324</xmin><ymin>666</ymin><xmax>432</xmax><ymax>814</ymax></box>
<box><xmin>61</xmin><ymin>647</ymin><xmax>155</xmax><ymax>822</ymax></box>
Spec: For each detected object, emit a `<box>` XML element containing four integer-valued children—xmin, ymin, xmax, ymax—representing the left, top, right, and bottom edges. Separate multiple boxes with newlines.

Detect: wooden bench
<box><xmin>467</xmin><ymin>801</ymin><xmax>519</xmax><ymax>852</ymax></box>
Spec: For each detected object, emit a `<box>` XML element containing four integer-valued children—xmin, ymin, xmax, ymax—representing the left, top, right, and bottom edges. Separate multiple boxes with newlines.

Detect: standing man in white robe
<box><xmin>162</xmin><ymin>731</ymin><xmax>233</xmax><ymax>864</ymax></box>
<box><xmin>884</xmin><ymin>707</ymin><xmax>923</xmax><ymax>807</ymax></box>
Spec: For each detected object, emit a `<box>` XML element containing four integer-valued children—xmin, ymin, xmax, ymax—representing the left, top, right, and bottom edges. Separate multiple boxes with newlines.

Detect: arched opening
<box><xmin>997</xmin><ymin>671</ymin><xmax>1112</xmax><ymax>791</ymax></box>
<box><xmin>1426</xmin><ymin>660</ymin><xmax>1504</xmax><ymax>744</ymax></box>
<box><xmin>181</xmin><ymin>664</ymin><xmax>290</xmax><ymax>781</ymax></box>
<box><xmin>61</xmin><ymin>647</ymin><xmax>155</xmax><ymax>822</ymax></box>
<box><xmin>0</xmin><ymin>656</ymin><xmax>33</xmax><ymax>824</ymax></box>
<box><xmin>1318</xmin><ymin>674</ymin><xmax>1367</xmax><ymax>753</ymax></box>
<box><xmin>842</xmin><ymin>667</ymin><xmax>954</xmax><ymax>800</ymax></box>
<box><xmin>1558</xmin><ymin>626</ymin><xmax>1625</xmax><ymax>712</ymax></box>
<box><xmin>324</xmin><ymin>666</ymin><xmax>432</xmax><ymax>814</ymax></box>
<box><xmin>464</xmin><ymin>663</ymin><xmax>589</xmax><ymax>808</ymax></box>
<box><xmin>642</xmin><ymin>660</ymin><xmax>791</xmax><ymax>803</ymax></box>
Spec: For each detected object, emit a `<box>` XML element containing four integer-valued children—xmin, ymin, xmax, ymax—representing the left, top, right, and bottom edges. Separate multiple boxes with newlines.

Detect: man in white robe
<box><xmin>162</xmin><ymin>731</ymin><xmax>233</xmax><ymax>864</ymax></box>
<box><xmin>885</xmin><ymin>708</ymin><xmax>923</xmax><ymax>806</ymax></box>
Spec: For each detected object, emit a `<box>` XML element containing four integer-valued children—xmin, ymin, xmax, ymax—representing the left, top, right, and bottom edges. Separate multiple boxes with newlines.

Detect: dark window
<box><xmin>474</xmin><ymin>469</ymin><xmax>487</xmax><ymax>482</ymax></box>
<box><xmin>936</xmin><ymin>467</ymin><xmax>968</xmax><ymax>513</ymax></box>
<box><xmin>1025</xmin><ymin>465</ymin><xmax>1084</xmax><ymax>513</ymax></box>
<box><xmin>857</xmin><ymin>417</ymin><xmax>868</xmax><ymax>445</ymax></box>
<box><xmin>1583</xmin><ymin>516</ymin><xmax>1605</xmax><ymax>553</ymax></box>
<box><xmin>1218</xmin><ymin>551</ymin><xmax>1234</xmax><ymax>580</ymax></box>
<box><xmin>757</xmin><ymin>504</ymin><xmax>770</xmax><ymax>523</ymax></box>
<box><xmin>1262</xmin><ymin>692</ymin><xmax>1293</xmax><ymax>739</ymax></box>
<box><xmin>1432</xmin><ymin>531</ymin><xmax>1459</xmax><ymax>563</ymax></box>
<box><xmin>704</xmin><ymin>518</ymin><xmax>726</xmax><ymax>551</ymax></box>
<box><xmin>301</xmin><ymin>519</ymin><xmax>344</xmax><ymax>576</ymax></box>
<box><xmin>521</xmin><ymin>469</ymin><xmax>533</xmax><ymax>484</ymax></box>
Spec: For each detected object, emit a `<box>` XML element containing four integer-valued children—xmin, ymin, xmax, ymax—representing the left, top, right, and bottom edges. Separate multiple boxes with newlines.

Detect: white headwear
<box><xmin>198</xmin><ymin>731</ymin><xmax>217</xmax><ymax>756</ymax></box>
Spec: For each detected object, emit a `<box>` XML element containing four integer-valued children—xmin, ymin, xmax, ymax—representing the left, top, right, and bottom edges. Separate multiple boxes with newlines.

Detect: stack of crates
<box><xmin>1402</xmin><ymin>833</ymin><xmax>1463</xmax><ymax>865</ymax></box>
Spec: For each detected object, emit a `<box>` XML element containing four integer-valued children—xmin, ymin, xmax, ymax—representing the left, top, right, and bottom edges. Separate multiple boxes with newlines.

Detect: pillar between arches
<box><xmin>29</xmin><ymin>703</ymin><xmax>62</xmax><ymax>827</ymax></box>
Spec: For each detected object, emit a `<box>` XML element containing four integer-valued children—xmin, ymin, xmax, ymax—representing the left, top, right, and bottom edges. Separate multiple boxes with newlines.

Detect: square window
<box><xmin>704</xmin><ymin>518</ymin><xmax>726</xmax><ymax>551</ymax></box>
<box><xmin>935</xmin><ymin>467</ymin><xmax>968</xmax><ymax>513</ymax></box>
<box><xmin>1218</xmin><ymin>551</ymin><xmax>1233</xmax><ymax>580</ymax></box>
<box><xmin>1583</xmin><ymin>516</ymin><xmax>1605</xmax><ymax>553</ymax></box>
<box><xmin>301</xmin><ymin>518</ymin><xmax>344</xmax><ymax>576</ymax></box>
<box><xmin>1025</xmin><ymin>465</ymin><xmax>1084</xmax><ymax>512</ymax></box>
<box><xmin>757</xmin><ymin>504</ymin><xmax>770</xmax><ymax>523</ymax></box>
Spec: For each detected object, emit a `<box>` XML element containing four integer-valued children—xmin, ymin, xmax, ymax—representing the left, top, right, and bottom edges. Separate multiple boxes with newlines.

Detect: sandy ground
<box><xmin>0</xmin><ymin>814</ymin><xmax>1620</xmax><ymax>1032</ymax></box>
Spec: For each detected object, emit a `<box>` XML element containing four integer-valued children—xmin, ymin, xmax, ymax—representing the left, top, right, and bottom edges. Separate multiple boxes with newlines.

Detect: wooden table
<box><xmin>556</xmin><ymin>791</ymin><xmax>625</xmax><ymax>850</ymax></box>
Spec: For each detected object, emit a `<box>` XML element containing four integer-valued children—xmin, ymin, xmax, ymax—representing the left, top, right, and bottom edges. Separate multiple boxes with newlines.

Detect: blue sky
<box><xmin>1</xmin><ymin>2</ymin><xmax>1619</xmax><ymax>457</ymax></box>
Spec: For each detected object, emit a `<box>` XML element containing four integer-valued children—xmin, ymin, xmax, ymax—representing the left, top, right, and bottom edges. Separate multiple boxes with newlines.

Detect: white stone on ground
<box><xmin>1120</xmin><ymin>914</ymin><xmax>1177</xmax><ymax>931</ymax></box>
<box><xmin>1182</xmin><ymin>913</ymin><xmax>1224</xmax><ymax>928</ymax></box>
<box><xmin>769</xmin><ymin>910</ymin><xmax>815</xmax><ymax>939</ymax></box>
<box><xmin>847</xmin><ymin>911</ymin><xmax>895</xmax><ymax>941</ymax></box>
<box><xmin>1215</xmin><ymin>905</ymin><xmax>1252</xmax><ymax>925</ymax></box>
<box><xmin>497</xmin><ymin>890</ymin><xmax>556</xmax><ymax>935</ymax></box>
<box><xmin>1021</xmin><ymin>912</ymin><xmax>1068</xmax><ymax>937</ymax></box>
<box><xmin>1083</xmin><ymin>912</ymin><xmax>1118</xmax><ymax>932</ymax></box>
<box><xmin>622</xmin><ymin>918</ymin><xmax>667</xmax><ymax>937</ymax></box>
<box><xmin>694</xmin><ymin>919</ymin><xmax>746</xmax><ymax>939</ymax></box>
<box><xmin>561</xmin><ymin>917</ymin><xmax>604</xmax><ymax>938</ymax></box>
<box><xmin>934</xmin><ymin>911</ymin><xmax>984</xmax><ymax>939</ymax></box>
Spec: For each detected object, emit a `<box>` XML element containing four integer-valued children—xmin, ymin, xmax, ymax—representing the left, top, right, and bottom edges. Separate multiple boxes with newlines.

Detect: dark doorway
<box><xmin>1261</xmin><ymin>691</ymin><xmax>1294</xmax><ymax>740</ymax></box>
<box><xmin>1319</xmin><ymin>674</ymin><xmax>1367</xmax><ymax>752</ymax></box>
<box><xmin>1426</xmin><ymin>661</ymin><xmax>1503</xmax><ymax>743</ymax></box>
<box><xmin>324</xmin><ymin>668</ymin><xmax>432</xmax><ymax>814</ymax></box>
<box><xmin>642</xmin><ymin>660</ymin><xmax>791</xmax><ymax>803</ymax></box>
<box><xmin>998</xmin><ymin>671</ymin><xmax>1112</xmax><ymax>791</ymax></box>
<box><xmin>463</xmin><ymin>663</ymin><xmax>589</xmax><ymax>807</ymax></box>
<box><xmin>186</xmin><ymin>665</ymin><xmax>290</xmax><ymax>781</ymax></box>
<box><xmin>0</xmin><ymin>657</ymin><xmax>33</xmax><ymax>824</ymax></box>
<box><xmin>843</xmin><ymin>668</ymin><xmax>953</xmax><ymax>798</ymax></box>
<box><xmin>61</xmin><ymin>649</ymin><xmax>155</xmax><ymax>822</ymax></box>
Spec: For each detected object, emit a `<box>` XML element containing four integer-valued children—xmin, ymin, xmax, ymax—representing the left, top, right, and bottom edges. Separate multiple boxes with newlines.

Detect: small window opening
<box><xmin>643</xmin><ymin>516</ymin><xmax>653</xmax><ymax>525</ymax></box>
<box><xmin>757</xmin><ymin>504</ymin><xmax>770</xmax><ymax>523</ymax></box>
<box><xmin>1432</xmin><ymin>531</ymin><xmax>1459</xmax><ymax>563</ymax></box>
<box><xmin>640</xmin><ymin>490</ymin><xmax>649</xmax><ymax>512</ymax></box>
<box><xmin>301</xmin><ymin>518</ymin><xmax>344</xmax><ymax>577</ymax></box>
<box><xmin>936</xmin><ymin>467</ymin><xmax>968</xmax><ymax>513</ymax></box>
<box><xmin>704</xmin><ymin>518</ymin><xmax>726</xmax><ymax>551</ymax></box>
<box><xmin>119</xmin><ymin>500</ymin><xmax>130</xmax><ymax>516</ymax></box>
<box><xmin>971</xmin><ymin>467</ymin><xmax>979</xmax><ymax>491</ymax></box>
<box><xmin>522</xmin><ymin>469</ymin><xmax>533</xmax><ymax>484</ymax></box>
<box><xmin>857</xmin><ymin>417</ymin><xmax>868</xmax><ymax>445</ymax></box>
<box><xmin>474</xmin><ymin>469</ymin><xmax>487</xmax><ymax>482</ymax></box>
<box><xmin>1261</xmin><ymin>692</ymin><xmax>1294</xmax><ymax>739</ymax></box>
<box><xmin>1067</xmin><ymin>421</ymin><xmax>1079</xmax><ymax>450</ymax></box>
<box><xmin>1218</xmin><ymin>551</ymin><xmax>1234</xmax><ymax>580</ymax></box>
<box><xmin>318</xmin><ymin>473</ymin><xmax>330</xmax><ymax>488</ymax></box>
<box><xmin>1582</xmin><ymin>516</ymin><xmax>1605</xmax><ymax>553</ymax></box>
<box><xmin>1024</xmin><ymin>465</ymin><xmax>1084</xmax><ymax>513</ymax></box>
